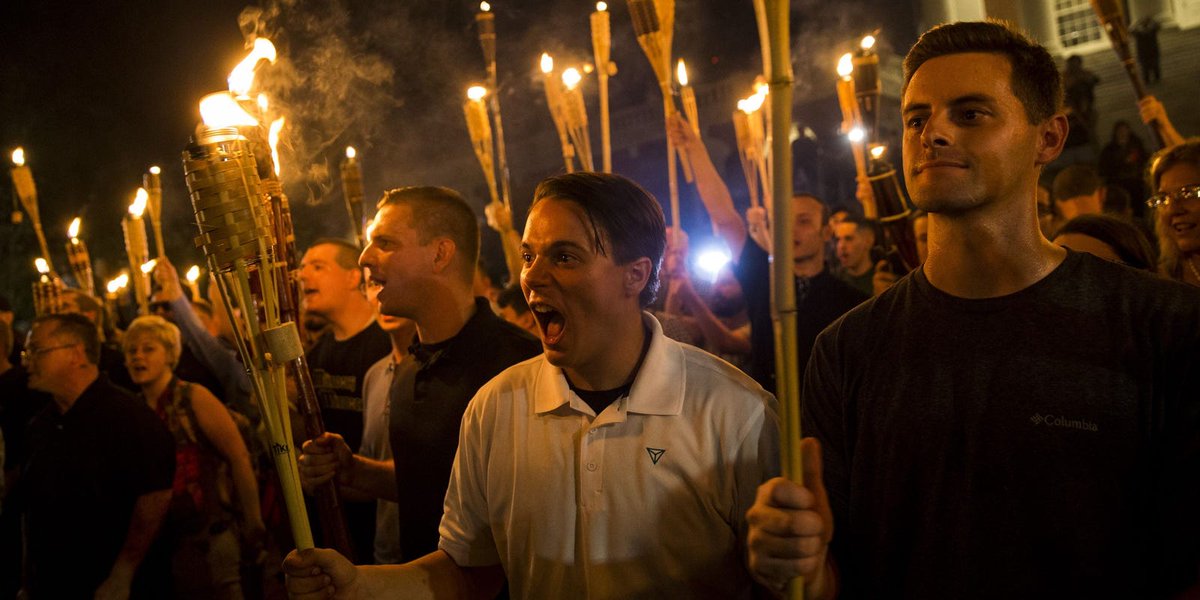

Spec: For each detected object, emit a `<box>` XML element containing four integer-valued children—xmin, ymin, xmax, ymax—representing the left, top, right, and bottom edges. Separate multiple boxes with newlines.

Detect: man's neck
<box><xmin>414</xmin><ymin>288</ymin><xmax>478</xmax><ymax>346</ymax></box>
<box><xmin>327</xmin><ymin>299</ymin><xmax>377</xmax><ymax>341</ymax></box>
<box><xmin>793</xmin><ymin>254</ymin><xmax>825</xmax><ymax>279</ymax></box>
<box><xmin>389</xmin><ymin>322</ymin><xmax>417</xmax><ymax>362</ymax></box>
<box><xmin>843</xmin><ymin>259</ymin><xmax>873</xmax><ymax>277</ymax></box>
<box><xmin>53</xmin><ymin>368</ymin><xmax>99</xmax><ymax>414</ymax></box>
<box><xmin>564</xmin><ymin>312</ymin><xmax>647</xmax><ymax>391</ymax></box>
<box><xmin>923</xmin><ymin>203</ymin><xmax>1066</xmax><ymax>299</ymax></box>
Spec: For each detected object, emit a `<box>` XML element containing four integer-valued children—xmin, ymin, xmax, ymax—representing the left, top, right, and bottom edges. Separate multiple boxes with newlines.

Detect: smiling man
<box><xmin>286</xmin><ymin>173</ymin><xmax>779</xmax><ymax>599</ymax></box>
<box><xmin>747</xmin><ymin>21</ymin><xmax>1200</xmax><ymax>599</ymax></box>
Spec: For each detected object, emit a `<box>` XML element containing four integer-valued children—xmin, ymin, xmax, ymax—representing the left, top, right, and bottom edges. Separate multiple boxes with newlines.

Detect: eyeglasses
<box><xmin>1146</xmin><ymin>184</ymin><xmax>1200</xmax><ymax>209</ymax></box>
<box><xmin>20</xmin><ymin>342</ymin><xmax>79</xmax><ymax>364</ymax></box>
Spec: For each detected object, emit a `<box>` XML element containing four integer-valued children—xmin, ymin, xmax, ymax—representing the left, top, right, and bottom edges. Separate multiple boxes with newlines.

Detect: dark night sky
<box><xmin>1</xmin><ymin>0</ymin><xmax>916</xmax><ymax>317</ymax></box>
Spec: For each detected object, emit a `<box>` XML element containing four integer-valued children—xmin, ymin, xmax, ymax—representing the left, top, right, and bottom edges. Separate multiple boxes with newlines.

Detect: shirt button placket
<box><xmin>581</xmin><ymin>424</ymin><xmax>604</xmax><ymax>507</ymax></box>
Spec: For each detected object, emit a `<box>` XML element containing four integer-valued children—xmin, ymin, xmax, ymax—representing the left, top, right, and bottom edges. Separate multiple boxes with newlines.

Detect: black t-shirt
<box><xmin>734</xmin><ymin>239</ymin><xmax>867</xmax><ymax>393</ymax></box>
<box><xmin>805</xmin><ymin>251</ymin><xmax>1200</xmax><ymax>598</ymax></box>
<box><xmin>21</xmin><ymin>375</ymin><xmax>175</xmax><ymax>598</ymax></box>
<box><xmin>305</xmin><ymin>320</ymin><xmax>392</xmax><ymax>561</ymax></box>
<box><xmin>389</xmin><ymin>298</ymin><xmax>541</xmax><ymax>560</ymax></box>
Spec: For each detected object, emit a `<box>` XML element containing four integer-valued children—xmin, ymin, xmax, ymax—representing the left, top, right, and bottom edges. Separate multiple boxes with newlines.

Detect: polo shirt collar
<box><xmin>532</xmin><ymin>312</ymin><xmax>685</xmax><ymax>417</ymax></box>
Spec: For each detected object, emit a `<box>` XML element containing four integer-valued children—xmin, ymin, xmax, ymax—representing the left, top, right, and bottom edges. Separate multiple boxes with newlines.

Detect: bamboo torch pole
<box><xmin>561</xmin><ymin>68</ymin><xmax>595</xmax><ymax>172</ymax></box>
<box><xmin>591</xmin><ymin>2</ymin><xmax>614</xmax><ymax>173</ymax></box>
<box><xmin>1089</xmin><ymin>0</ymin><xmax>1167</xmax><ymax>148</ymax></box>
<box><xmin>9</xmin><ymin>148</ymin><xmax>53</xmax><ymax>270</ymax></box>
<box><xmin>144</xmin><ymin>166</ymin><xmax>167</xmax><ymax>258</ymax></box>
<box><xmin>762</xmin><ymin>0</ymin><xmax>802</xmax><ymax>597</ymax></box>
<box><xmin>475</xmin><ymin>1</ymin><xmax>512</xmax><ymax>209</ymax></box>
<box><xmin>540</xmin><ymin>53</ymin><xmax>576</xmax><ymax>173</ymax></box>
<box><xmin>627</xmin><ymin>0</ymin><xmax>683</xmax><ymax>228</ymax></box>
<box><xmin>123</xmin><ymin>189</ymin><xmax>152</xmax><ymax>314</ymax></box>
<box><xmin>65</xmin><ymin>218</ymin><xmax>96</xmax><ymax>297</ymax></box>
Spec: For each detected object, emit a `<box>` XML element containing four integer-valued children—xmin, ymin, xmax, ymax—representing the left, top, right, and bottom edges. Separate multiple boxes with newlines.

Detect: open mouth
<box><xmin>1173</xmin><ymin>222</ymin><xmax>1196</xmax><ymax>234</ymax></box>
<box><xmin>529</xmin><ymin>302</ymin><xmax>566</xmax><ymax>345</ymax></box>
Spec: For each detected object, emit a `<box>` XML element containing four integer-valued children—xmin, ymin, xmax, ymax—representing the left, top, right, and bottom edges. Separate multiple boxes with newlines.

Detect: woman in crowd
<box><xmin>123</xmin><ymin>315</ymin><xmax>265</xmax><ymax>599</ymax></box>
<box><xmin>1098</xmin><ymin>120</ymin><xmax>1149</xmax><ymax>209</ymax></box>
<box><xmin>1052</xmin><ymin>213</ymin><xmax>1157</xmax><ymax>271</ymax></box>
<box><xmin>1147</xmin><ymin>139</ymin><xmax>1200</xmax><ymax>287</ymax></box>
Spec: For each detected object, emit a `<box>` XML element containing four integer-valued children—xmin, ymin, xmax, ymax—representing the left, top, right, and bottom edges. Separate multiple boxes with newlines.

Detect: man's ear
<box><xmin>431</xmin><ymin>238</ymin><xmax>458</xmax><ymax>274</ymax></box>
<box><xmin>1035</xmin><ymin>113</ymin><xmax>1069</xmax><ymax>166</ymax></box>
<box><xmin>624</xmin><ymin>257</ymin><xmax>652</xmax><ymax>299</ymax></box>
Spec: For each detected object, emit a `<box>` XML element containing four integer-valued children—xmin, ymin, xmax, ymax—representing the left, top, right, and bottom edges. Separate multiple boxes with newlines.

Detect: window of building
<box><xmin>1053</xmin><ymin>0</ymin><xmax>1104</xmax><ymax>48</ymax></box>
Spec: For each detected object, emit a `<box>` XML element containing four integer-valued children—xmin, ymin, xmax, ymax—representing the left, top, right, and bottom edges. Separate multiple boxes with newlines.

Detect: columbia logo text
<box><xmin>1030</xmin><ymin>413</ymin><xmax>1098</xmax><ymax>432</ymax></box>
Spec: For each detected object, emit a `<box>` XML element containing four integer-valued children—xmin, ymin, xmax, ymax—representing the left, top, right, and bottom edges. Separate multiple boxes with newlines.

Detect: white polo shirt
<box><xmin>439</xmin><ymin>313</ymin><xmax>780</xmax><ymax>599</ymax></box>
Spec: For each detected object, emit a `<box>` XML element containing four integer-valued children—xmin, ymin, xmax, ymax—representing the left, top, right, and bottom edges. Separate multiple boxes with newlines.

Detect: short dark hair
<box><xmin>308</xmin><ymin>238</ymin><xmax>363</xmax><ymax>271</ymax></box>
<box><xmin>1052</xmin><ymin>164</ymin><xmax>1102</xmax><ymax>201</ymax></box>
<box><xmin>33</xmin><ymin>312</ymin><xmax>100</xmax><ymax>364</ymax></box>
<box><xmin>496</xmin><ymin>284</ymin><xmax>530</xmax><ymax>315</ymax></box>
<box><xmin>903</xmin><ymin>21</ymin><xmax>1063</xmax><ymax>124</ymax></box>
<box><xmin>837</xmin><ymin>212</ymin><xmax>879</xmax><ymax>242</ymax></box>
<box><xmin>378</xmin><ymin>186</ymin><xmax>480</xmax><ymax>283</ymax></box>
<box><xmin>532</xmin><ymin>172</ymin><xmax>666</xmax><ymax>307</ymax></box>
<box><xmin>795</xmin><ymin>193</ymin><xmax>832</xmax><ymax>224</ymax></box>
<box><xmin>1053</xmin><ymin>213</ymin><xmax>1157</xmax><ymax>271</ymax></box>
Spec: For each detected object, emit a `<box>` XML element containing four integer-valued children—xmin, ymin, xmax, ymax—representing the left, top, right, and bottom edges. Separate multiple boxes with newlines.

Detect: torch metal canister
<box><xmin>66</xmin><ymin>239</ymin><xmax>96</xmax><ymax>297</ymax></box>
<box><xmin>32</xmin><ymin>275</ymin><xmax>64</xmax><ymax>317</ymax></box>
<box><xmin>851</xmin><ymin>46</ymin><xmax>880</xmax><ymax>147</ymax></box>
<box><xmin>340</xmin><ymin>150</ymin><xmax>365</xmax><ymax>249</ymax></box>
<box><xmin>866</xmin><ymin>149</ymin><xmax>920</xmax><ymax>272</ymax></box>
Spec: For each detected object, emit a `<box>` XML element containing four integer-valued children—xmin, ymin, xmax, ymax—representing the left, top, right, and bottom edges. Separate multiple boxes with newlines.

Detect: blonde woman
<box><xmin>1147</xmin><ymin>139</ymin><xmax>1200</xmax><ymax>287</ymax></box>
<box><xmin>123</xmin><ymin>315</ymin><xmax>264</xmax><ymax>599</ymax></box>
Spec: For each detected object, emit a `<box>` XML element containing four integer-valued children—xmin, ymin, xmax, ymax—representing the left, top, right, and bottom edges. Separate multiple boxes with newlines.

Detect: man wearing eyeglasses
<box><xmin>18</xmin><ymin>313</ymin><xmax>175</xmax><ymax>599</ymax></box>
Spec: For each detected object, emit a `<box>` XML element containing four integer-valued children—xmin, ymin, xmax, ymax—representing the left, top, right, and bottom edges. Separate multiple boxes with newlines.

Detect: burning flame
<box><xmin>870</xmin><ymin>145</ymin><xmax>886</xmax><ymax>159</ymax></box>
<box><xmin>480</xmin><ymin>1</ymin><xmax>491</xmax><ymax>11</ymax></box>
<box><xmin>130</xmin><ymin>188</ymin><xmax>149</xmax><ymax>218</ymax></box>
<box><xmin>258</xmin><ymin>93</ymin><xmax>269</xmax><ymax>114</ymax></box>
<box><xmin>199</xmin><ymin>92</ymin><xmax>260</xmax><ymax>128</ymax></box>
<box><xmin>739</xmin><ymin>92</ymin><xmax>766</xmax><ymax>114</ymax></box>
<box><xmin>35</xmin><ymin>258</ymin><xmax>49</xmax><ymax>274</ymax></box>
<box><xmin>754</xmin><ymin>78</ymin><xmax>769</xmax><ymax>98</ymax></box>
<box><xmin>467</xmin><ymin>86</ymin><xmax>488</xmax><ymax>101</ymax></box>
<box><xmin>861</xmin><ymin>35</ymin><xmax>876</xmax><ymax>51</ymax></box>
<box><xmin>562</xmin><ymin>67</ymin><xmax>582</xmax><ymax>90</ymax></box>
<box><xmin>185</xmin><ymin>265</ymin><xmax>201</xmax><ymax>284</ymax></box>
<box><xmin>676</xmin><ymin>59</ymin><xmax>689</xmax><ymax>87</ymax></box>
<box><xmin>140</xmin><ymin>259</ymin><xmax>157</xmax><ymax>274</ymax></box>
<box><xmin>848</xmin><ymin>127</ymin><xmax>865</xmax><ymax>143</ymax></box>
<box><xmin>106</xmin><ymin>278</ymin><xmax>122</xmax><ymax>294</ymax></box>
<box><xmin>68</xmin><ymin>217</ymin><xmax>81</xmax><ymax>239</ymax></box>
<box><xmin>596</xmin><ymin>1</ymin><xmax>607</xmax><ymax>11</ymax></box>
<box><xmin>11</xmin><ymin>147</ymin><xmax>25</xmax><ymax>166</ymax></box>
<box><xmin>837</xmin><ymin>53</ymin><xmax>854</xmax><ymax>78</ymax></box>
<box><xmin>268</xmin><ymin>117</ymin><xmax>286</xmax><ymax>177</ymax></box>
<box><xmin>346</xmin><ymin>146</ymin><xmax>357</xmax><ymax>160</ymax></box>
<box><xmin>228</xmin><ymin>38</ymin><xmax>277</xmax><ymax>97</ymax></box>
<box><xmin>540</xmin><ymin>53</ymin><xmax>554</xmax><ymax>74</ymax></box>
<box><xmin>149</xmin><ymin>165</ymin><xmax>161</xmax><ymax>175</ymax></box>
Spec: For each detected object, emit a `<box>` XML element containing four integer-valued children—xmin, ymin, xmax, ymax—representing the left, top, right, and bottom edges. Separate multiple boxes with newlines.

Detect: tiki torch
<box><xmin>540</xmin><ymin>53</ymin><xmax>576</xmax><ymax>173</ymax></box>
<box><xmin>560</xmin><ymin>68</ymin><xmax>595</xmax><ymax>172</ymax></box>
<box><xmin>144</xmin><ymin>166</ymin><xmax>167</xmax><ymax>258</ymax></box>
<box><xmin>865</xmin><ymin>145</ymin><xmax>920</xmax><ymax>272</ymax></box>
<box><xmin>1088</xmin><ymin>0</ymin><xmax>1166</xmax><ymax>147</ymax></box>
<box><xmin>65</xmin><ymin>217</ymin><xmax>96</xmax><ymax>296</ymax></box>
<box><xmin>851</xmin><ymin>34</ymin><xmax>880</xmax><ymax>146</ymax></box>
<box><xmin>340</xmin><ymin>147</ymin><xmax>366</xmax><ymax>248</ymax></box>
<box><xmin>123</xmin><ymin>189</ymin><xmax>152</xmax><ymax>314</ymax></box>
<box><xmin>732</xmin><ymin>110</ymin><xmax>761</xmax><ymax>210</ymax></box>
<box><xmin>32</xmin><ymin>258</ymin><xmax>64</xmax><ymax>317</ymax></box>
<box><xmin>836</xmin><ymin>53</ymin><xmax>870</xmax><ymax>217</ymax></box>
<box><xmin>182</xmin><ymin>120</ymin><xmax>315</xmax><ymax>552</ymax></box>
<box><xmin>591</xmin><ymin>2</ymin><xmax>615</xmax><ymax>172</ymax></box>
<box><xmin>104</xmin><ymin>274</ymin><xmax>129</xmax><ymax>329</ymax></box>
<box><xmin>677</xmin><ymin>60</ymin><xmax>700</xmax><ymax>137</ymax></box>
<box><xmin>10</xmin><ymin>148</ymin><xmax>53</xmax><ymax>270</ymax></box>
<box><xmin>739</xmin><ymin>90</ymin><xmax>772</xmax><ymax>211</ymax></box>
<box><xmin>464</xmin><ymin>86</ymin><xmax>502</xmax><ymax>207</ymax></box>
<box><xmin>185</xmin><ymin>265</ymin><xmax>203</xmax><ymax>301</ymax></box>
<box><xmin>475</xmin><ymin>1</ymin><xmax>512</xmax><ymax>208</ymax></box>
<box><xmin>627</xmin><ymin>0</ymin><xmax>684</xmax><ymax>227</ymax></box>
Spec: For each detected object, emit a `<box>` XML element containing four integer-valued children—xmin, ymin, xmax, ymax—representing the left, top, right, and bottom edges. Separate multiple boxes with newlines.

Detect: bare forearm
<box><xmin>688</xmin><ymin>144</ymin><xmax>747</xmax><ymax>258</ymax></box>
<box><xmin>109</xmin><ymin>489</ymin><xmax>171</xmax><ymax>580</ymax></box>
<box><xmin>685</xmin><ymin>297</ymin><xmax>750</xmax><ymax>354</ymax></box>
<box><xmin>357</xmin><ymin>551</ymin><xmax>503</xmax><ymax>600</ymax></box>
<box><xmin>343</xmin><ymin>455</ymin><xmax>399</xmax><ymax>502</ymax></box>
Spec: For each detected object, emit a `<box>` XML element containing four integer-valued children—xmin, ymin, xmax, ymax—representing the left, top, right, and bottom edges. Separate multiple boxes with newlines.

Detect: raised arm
<box><xmin>668</xmin><ymin>113</ymin><xmax>749</xmax><ymax>259</ymax></box>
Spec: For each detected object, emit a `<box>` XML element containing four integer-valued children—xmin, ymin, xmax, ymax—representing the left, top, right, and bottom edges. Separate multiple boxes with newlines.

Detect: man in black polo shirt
<box><xmin>19</xmin><ymin>313</ymin><xmax>174</xmax><ymax>598</ymax></box>
<box><xmin>298</xmin><ymin>186</ymin><xmax>540</xmax><ymax>561</ymax></box>
<box><xmin>668</xmin><ymin>115</ymin><xmax>867</xmax><ymax>392</ymax></box>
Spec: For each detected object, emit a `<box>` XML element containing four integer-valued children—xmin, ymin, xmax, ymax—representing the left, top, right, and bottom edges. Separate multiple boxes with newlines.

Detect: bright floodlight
<box><xmin>696</xmin><ymin>248</ymin><xmax>731</xmax><ymax>278</ymax></box>
<box><xmin>848</xmin><ymin>127</ymin><xmax>865</xmax><ymax>143</ymax></box>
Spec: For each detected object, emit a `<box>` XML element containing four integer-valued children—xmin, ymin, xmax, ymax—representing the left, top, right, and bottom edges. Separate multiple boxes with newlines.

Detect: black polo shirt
<box><xmin>735</xmin><ymin>239</ymin><xmax>868</xmax><ymax>393</ymax></box>
<box><xmin>389</xmin><ymin>298</ymin><xmax>541</xmax><ymax>560</ymax></box>
<box><xmin>22</xmin><ymin>375</ymin><xmax>174</xmax><ymax>598</ymax></box>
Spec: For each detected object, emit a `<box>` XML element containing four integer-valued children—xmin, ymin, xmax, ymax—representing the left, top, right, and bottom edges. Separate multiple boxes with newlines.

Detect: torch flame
<box><xmin>346</xmin><ymin>146</ymin><xmax>357</xmax><ymax>160</ymax></box>
<box><xmin>480</xmin><ymin>1</ymin><xmax>491</xmax><ymax>11</ymax></box>
<box><xmin>258</xmin><ymin>93</ymin><xmax>269</xmax><ymax>114</ymax></box>
<box><xmin>540</xmin><ymin>53</ymin><xmax>554</xmax><ymax>74</ymax></box>
<box><xmin>676</xmin><ymin>59</ymin><xmax>689</xmax><ymax>87</ymax></box>
<box><xmin>837</xmin><ymin>53</ymin><xmax>854</xmax><ymax>78</ymax></box>
<box><xmin>116</xmin><ymin>273</ymin><xmax>129</xmax><ymax>289</ymax></box>
<box><xmin>68</xmin><ymin>217</ymin><xmax>81</xmax><ymax>239</ymax></box>
<box><xmin>186</xmin><ymin>265</ymin><xmax>201</xmax><ymax>284</ymax></box>
<box><xmin>561</xmin><ymin>67</ymin><xmax>582</xmax><ymax>90</ymax></box>
<box><xmin>754</xmin><ymin>78</ymin><xmax>769</xmax><ymax>99</ymax></box>
<box><xmin>149</xmin><ymin>165</ymin><xmax>161</xmax><ymax>175</ymax></box>
<box><xmin>848</xmin><ymin>127</ymin><xmax>865</xmax><ymax>143</ymax></box>
<box><xmin>596</xmin><ymin>1</ymin><xmax>607</xmax><ymax>11</ymax></box>
<box><xmin>870</xmin><ymin>145</ymin><xmax>886</xmax><ymax>159</ymax></box>
<box><xmin>467</xmin><ymin>86</ymin><xmax>488</xmax><ymax>101</ymax></box>
<box><xmin>861</xmin><ymin>35</ymin><xmax>876</xmax><ymax>51</ymax></box>
<box><xmin>35</xmin><ymin>258</ymin><xmax>49</xmax><ymax>274</ymax></box>
<box><xmin>130</xmin><ymin>188</ymin><xmax>149</xmax><ymax>218</ymax></box>
<box><xmin>228</xmin><ymin>38</ymin><xmax>277</xmax><ymax>97</ymax></box>
<box><xmin>269</xmin><ymin>117</ymin><xmax>286</xmax><ymax>177</ymax></box>
<box><xmin>106</xmin><ymin>278</ymin><xmax>122</xmax><ymax>294</ymax></box>
<box><xmin>11</xmin><ymin>147</ymin><xmax>25</xmax><ymax>166</ymax></box>
<box><xmin>199</xmin><ymin>92</ymin><xmax>260</xmax><ymax>128</ymax></box>
<box><xmin>740</xmin><ymin>92</ymin><xmax>766</xmax><ymax>114</ymax></box>
<box><xmin>141</xmin><ymin>259</ymin><xmax>158</xmax><ymax>275</ymax></box>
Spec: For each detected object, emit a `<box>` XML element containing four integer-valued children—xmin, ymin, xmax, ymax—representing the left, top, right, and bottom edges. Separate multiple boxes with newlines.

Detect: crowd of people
<box><xmin>0</xmin><ymin>18</ymin><xmax>1197</xmax><ymax>600</ymax></box>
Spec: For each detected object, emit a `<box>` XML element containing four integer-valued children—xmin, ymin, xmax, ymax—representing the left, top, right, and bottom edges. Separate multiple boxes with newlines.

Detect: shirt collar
<box><xmin>532</xmin><ymin>312</ymin><xmax>685</xmax><ymax>417</ymax></box>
